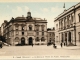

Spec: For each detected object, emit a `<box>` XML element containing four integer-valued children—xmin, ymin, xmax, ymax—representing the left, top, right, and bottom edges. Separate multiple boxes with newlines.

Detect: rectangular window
<box><xmin>36</xmin><ymin>32</ymin><xmax>39</xmax><ymax>35</ymax></box>
<box><xmin>22</xmin><ymin>32</ymin><xmax>24</xmax><ymax>35</ymax></box>
<box><xmin>42</xmin><ymin>28</ymin><xmax>44</xmax><ymax>31</ymax></box>
<box><xmin>36</xmin><ymin>26</ymin><xmax>39</xmax><ymax>31</ymax></box>
<box><xmin>15</xmin><ymin>25</ymin><xmax>18</xmax><ymax>30</ymax></box>
<box><xmin>42</xmin><ymin>32</ymin><xmax>44</xmax><ymax>36</ymax></box>
<box><xmin>50</xmin><ymin>33</ymin><xmax>51</xmax><ymax>36</ymax></box>
<box><xmin>36</xmin><ymin>28</ymin><xmax>39</xmax><ymax>31</ymax></box>
<box><xmin>71</xmin><ymin>16</ymin><xmax>73</xmax><ymax>22</ymax></box>
<box><xmin>16</xmin><ymin>30</ymin><xmax>19</xmax><ymax>35</ymax></box>
<box><xmin>79</xmin><ymin>15</ymin><xmax>80</xmax><ymax>22</ymax></box>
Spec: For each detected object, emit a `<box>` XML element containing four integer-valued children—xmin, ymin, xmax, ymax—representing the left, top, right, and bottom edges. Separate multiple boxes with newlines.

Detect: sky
<box><xmin>0</xmin><ymin>2</ymin><xmax>79</xmax><ymax>28</ymax></box>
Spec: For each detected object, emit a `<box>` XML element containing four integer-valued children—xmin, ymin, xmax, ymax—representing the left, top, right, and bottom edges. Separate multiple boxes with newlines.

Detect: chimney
<box><xmin>4</xmin><ymin>20</ymin><xmax>8</xmax><ymax>23</ymax></box>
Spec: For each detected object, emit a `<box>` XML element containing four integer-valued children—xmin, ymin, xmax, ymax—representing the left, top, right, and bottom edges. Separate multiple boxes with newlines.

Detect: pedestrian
<box><xmin>64</xmin><ymin>43</ymin><xmax>65</xmax><ymax>46</ymax></box>
<box><xmin>60</xmin><ymin>43</ymin><xmax>63</xmax><ymax>48</ymax></box>
<box><xmin>32</xmin><ymin>44</ymin><xmax>33</xmax><ymax>47</ymax></box>
<box><xmin>53</xmin><ymin>43</ymin><xmax>57</xmax><ymax>49</ymax></box>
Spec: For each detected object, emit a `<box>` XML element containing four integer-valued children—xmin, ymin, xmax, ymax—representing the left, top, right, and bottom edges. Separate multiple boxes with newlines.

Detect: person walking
<box><xmin>32</xmin><ymin>44</ymin><xmax>33</xmax><ymax>47</ymax></box>
<box><xmin>60</xmin><ymin>43</ymin><xmax>63</xmax><ymax>48</ymax></box>
<box><xmin>64</xmin><ymin>43</ymin><xmax>65</xmax><ymax>46</ymax></box>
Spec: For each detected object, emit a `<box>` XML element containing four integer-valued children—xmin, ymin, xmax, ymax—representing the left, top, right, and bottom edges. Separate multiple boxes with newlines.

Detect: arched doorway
<box><xmin>21</xmin><ymin>37</ymin><xmax>25</xmax><ymax>45</ymax></box>
<box><xmin>28</xmin><ymin>37</ymin><xmax>33</xmax><ymax>45</ymax></box>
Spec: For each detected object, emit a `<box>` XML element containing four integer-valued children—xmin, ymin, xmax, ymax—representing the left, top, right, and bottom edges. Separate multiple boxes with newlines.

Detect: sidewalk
<box><xmin>56</xmin><ymin>45</ymin><xmax>80</xmax><ymax>50</ymax></box>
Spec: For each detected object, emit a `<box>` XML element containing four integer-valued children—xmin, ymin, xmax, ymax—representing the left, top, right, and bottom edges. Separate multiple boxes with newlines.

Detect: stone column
<box><xmin>67</xmin><ymin>16</ymin><xmax>69</xmax><ymax>28</ymax></box>
<box><xmin>39</xmin><ymin>25</ymin><xmax>41</xmax><ymax>31</ymax></box>
<box><xmin>72</xmin><ymin>13</ymin><xmax>75</xmax><ymax>25</ymax></box>
<box><xmin>68</xmin><ymin>16</ymin><xmax>70</xmax><ymax>26</ymax></box>
<box><xmin>59</xmin><ymin>33</ymin><xmax>60</xmax><ymax>43</ymax></box>
<box><xmin>33</xmin><ymin>37</ymin><xmax>35</xmax><ymax>44</ymax></box>
<box><xmin>67</xmin><ymin>32</ymin><xmax>69</xmax><ymax>45</ymax></box>
<box><xmin>63</xmin><ymin>32</ymin><xmax>65</xmax><ymax>43</ymax></box>
<box><xmin>63</xmin><ymin>19</ymin><xmax>65</xmax><ymax>29</ymax></box>
<box><xmin>59</xmin><ymin>21</ymin><xmax>60</xmax><ymax>30</ymax></box>
<box><xmin>25</xmin><ymin>37</ymin><xmax>28</xmax><ymax>44</ymax></box>
<box><xmin>61</xmin><ymin>20</ymin><xmax>62</xmax><ymax>29</ymax></box>
<box><xmin>61</xmin><ymin>33</ymin><xmax>62</xmax><ymax>43</ymax></box>
<box><xmin>18</xmin><ymin>38</ymin><xmax>21</xmax><ymax>44</ymax></box>
<box><xmin>62</xmin><ymin>20</ymin><xmax>63</xmax><ymax>29</ymax></box>
<box><xmin>65</xmin><ymin>17</ymin><xmax>67</xmax><ymax>28</ymax></box>
<box><xmin>73</xmin><ymin>30</ymin><xmax>75</xmax><ymax>44</ymax></box>
<box><xmin>71</xmin><ymin>30</ymin><xmax>73</xmax><ymax>43</ymax></box>
<box><xmin>69</xmin><ymin>15</ymin><xmax>71</xmax><ymax>27</ymax></box>
<box><xmin>59</xmin><ymin>20</ymin><xmax>61</xmax><ymax>30</ymax></box>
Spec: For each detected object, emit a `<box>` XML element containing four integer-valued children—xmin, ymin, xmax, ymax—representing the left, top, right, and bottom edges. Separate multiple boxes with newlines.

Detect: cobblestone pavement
<box><xmin>0</xmin><ymin>45</ymin><xmax>80</xmax><ymax>56</ymax></box>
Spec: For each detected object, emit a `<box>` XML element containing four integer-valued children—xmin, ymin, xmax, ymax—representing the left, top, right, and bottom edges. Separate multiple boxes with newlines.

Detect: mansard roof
<box><xmin>5</xmin><ymin>16</ymin><xmax>47</xmax><ymax>27</ymax></box>
<box><xmin>15</xmin><ymin>17</ymin><xmax>26</xmax><ymax>20</ymax></box>
<box><xmin>13</xmin><ymin>16</ymin><xmax>47</xmax><ymax>22</ymax></box>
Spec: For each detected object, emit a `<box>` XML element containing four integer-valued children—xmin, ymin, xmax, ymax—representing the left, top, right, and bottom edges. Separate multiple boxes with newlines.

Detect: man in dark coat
<box><xmin>60</xmin><ymin>43</ymin><xmax>63</xmax><ymax>48</ymax></box>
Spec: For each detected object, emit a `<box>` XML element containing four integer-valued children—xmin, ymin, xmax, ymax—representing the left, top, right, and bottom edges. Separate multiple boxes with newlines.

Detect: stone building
<box><xmin>54</xmin><ymin>2</ymin><xmax>80</xmax><ymax>46</ymax></box>
<box><xmin>0</xmin><ymin>27</ymin><xmax>1</xmax><ymax>36</ymax></box>
<box><xmin>47</xmin><ymin>28</ymin><xmax>55</xmax><ymax>44</ymax></box>
<box><xmin>1</xmin><ymin>11</ymin><xmax>47</xmax><ymax>45</ymax></box>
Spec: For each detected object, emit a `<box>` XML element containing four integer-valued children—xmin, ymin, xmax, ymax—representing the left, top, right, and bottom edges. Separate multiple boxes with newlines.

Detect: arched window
<box><xmin>22</xmin><ymin>26</ymin><xmax>24</xmax><ymax>30</ymax></box>
<box><xmin>15</xmin><ymin>37</ymin><xmax>19</xmax><ymax>42</ymax></box>
<box><xmin>29</xmin><ymin>25</ymin><xmax>32</xmax><ymax>31</ymax></box>
<box><xmin>41</xmin><ymin>37</ymin><xmax>45</xmax><ymax>41</ymax></box>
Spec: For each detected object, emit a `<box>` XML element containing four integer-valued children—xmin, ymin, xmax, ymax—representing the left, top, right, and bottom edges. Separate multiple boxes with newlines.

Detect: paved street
<box><xmin>0</xmin><ymin>45</ymin><xmax>80</xmax><ymax>56</ymax></box>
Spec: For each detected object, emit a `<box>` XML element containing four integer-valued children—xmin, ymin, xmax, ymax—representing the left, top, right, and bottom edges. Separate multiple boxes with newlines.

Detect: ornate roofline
<box><xmin>54</xmin><ymin>2</ymin><xmax>80</xmax><ymax>22</ymax></box>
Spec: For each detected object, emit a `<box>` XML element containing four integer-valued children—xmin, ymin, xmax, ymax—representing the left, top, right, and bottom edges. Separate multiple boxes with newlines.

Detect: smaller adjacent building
<box><xmin>47</xmin><ymin>27</ymin><xmax>55</xmax><ymax>44</ymax></box>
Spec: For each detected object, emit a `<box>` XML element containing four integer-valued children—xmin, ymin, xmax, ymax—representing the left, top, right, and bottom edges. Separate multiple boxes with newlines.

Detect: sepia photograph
<box><xmin>0</xmin><ymin>0</ymin><xmax>80</xmax><ymax>60</ymax></box>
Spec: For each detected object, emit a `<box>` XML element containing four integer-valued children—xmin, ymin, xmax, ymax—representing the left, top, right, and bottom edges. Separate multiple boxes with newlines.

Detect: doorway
<box><xmin>21</xmin><ymin>37</ymin><xmax>25</xmax><ymax>45</ymax></box>
<box><xmin>28</xmin><ymin>37</ymin><xmax>33</xmax><ymax>45</ymax></box>
<box><xmin>65</xmin><ymin>33</ymin><xmax>67</xmax><ymax>45</ymax></box>
<box><xmin>68</xmin><ymin>32</ymin><xmax>71</xmax><ymax>43</ymax></box>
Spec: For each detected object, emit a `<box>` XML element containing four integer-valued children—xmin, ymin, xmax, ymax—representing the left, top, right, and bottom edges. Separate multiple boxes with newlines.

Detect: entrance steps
<box><xmin>67</xmin><ymin>43</ymin><xmax>75</xmax><ymax>46</ymax></box>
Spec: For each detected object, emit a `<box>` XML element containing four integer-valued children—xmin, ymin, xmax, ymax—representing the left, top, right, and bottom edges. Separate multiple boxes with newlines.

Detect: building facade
<box><xmin>54</xmin><ymin>2</ymin><xmax>80</xmax><ymax>46</ymax></box>
<box><xmin>47</xmin><ymin>28</ymin><xmax>55</xmax><ymax>44</ymax></box>
<box><xmin>0</xmin><ymin>27</ymin><xmax>1</xmax><ymax>36</ymax></box>
<box><xmin>2</xmin><ymin>12</ymin><xmax>47</xmax><ymax>45</ymax></box>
